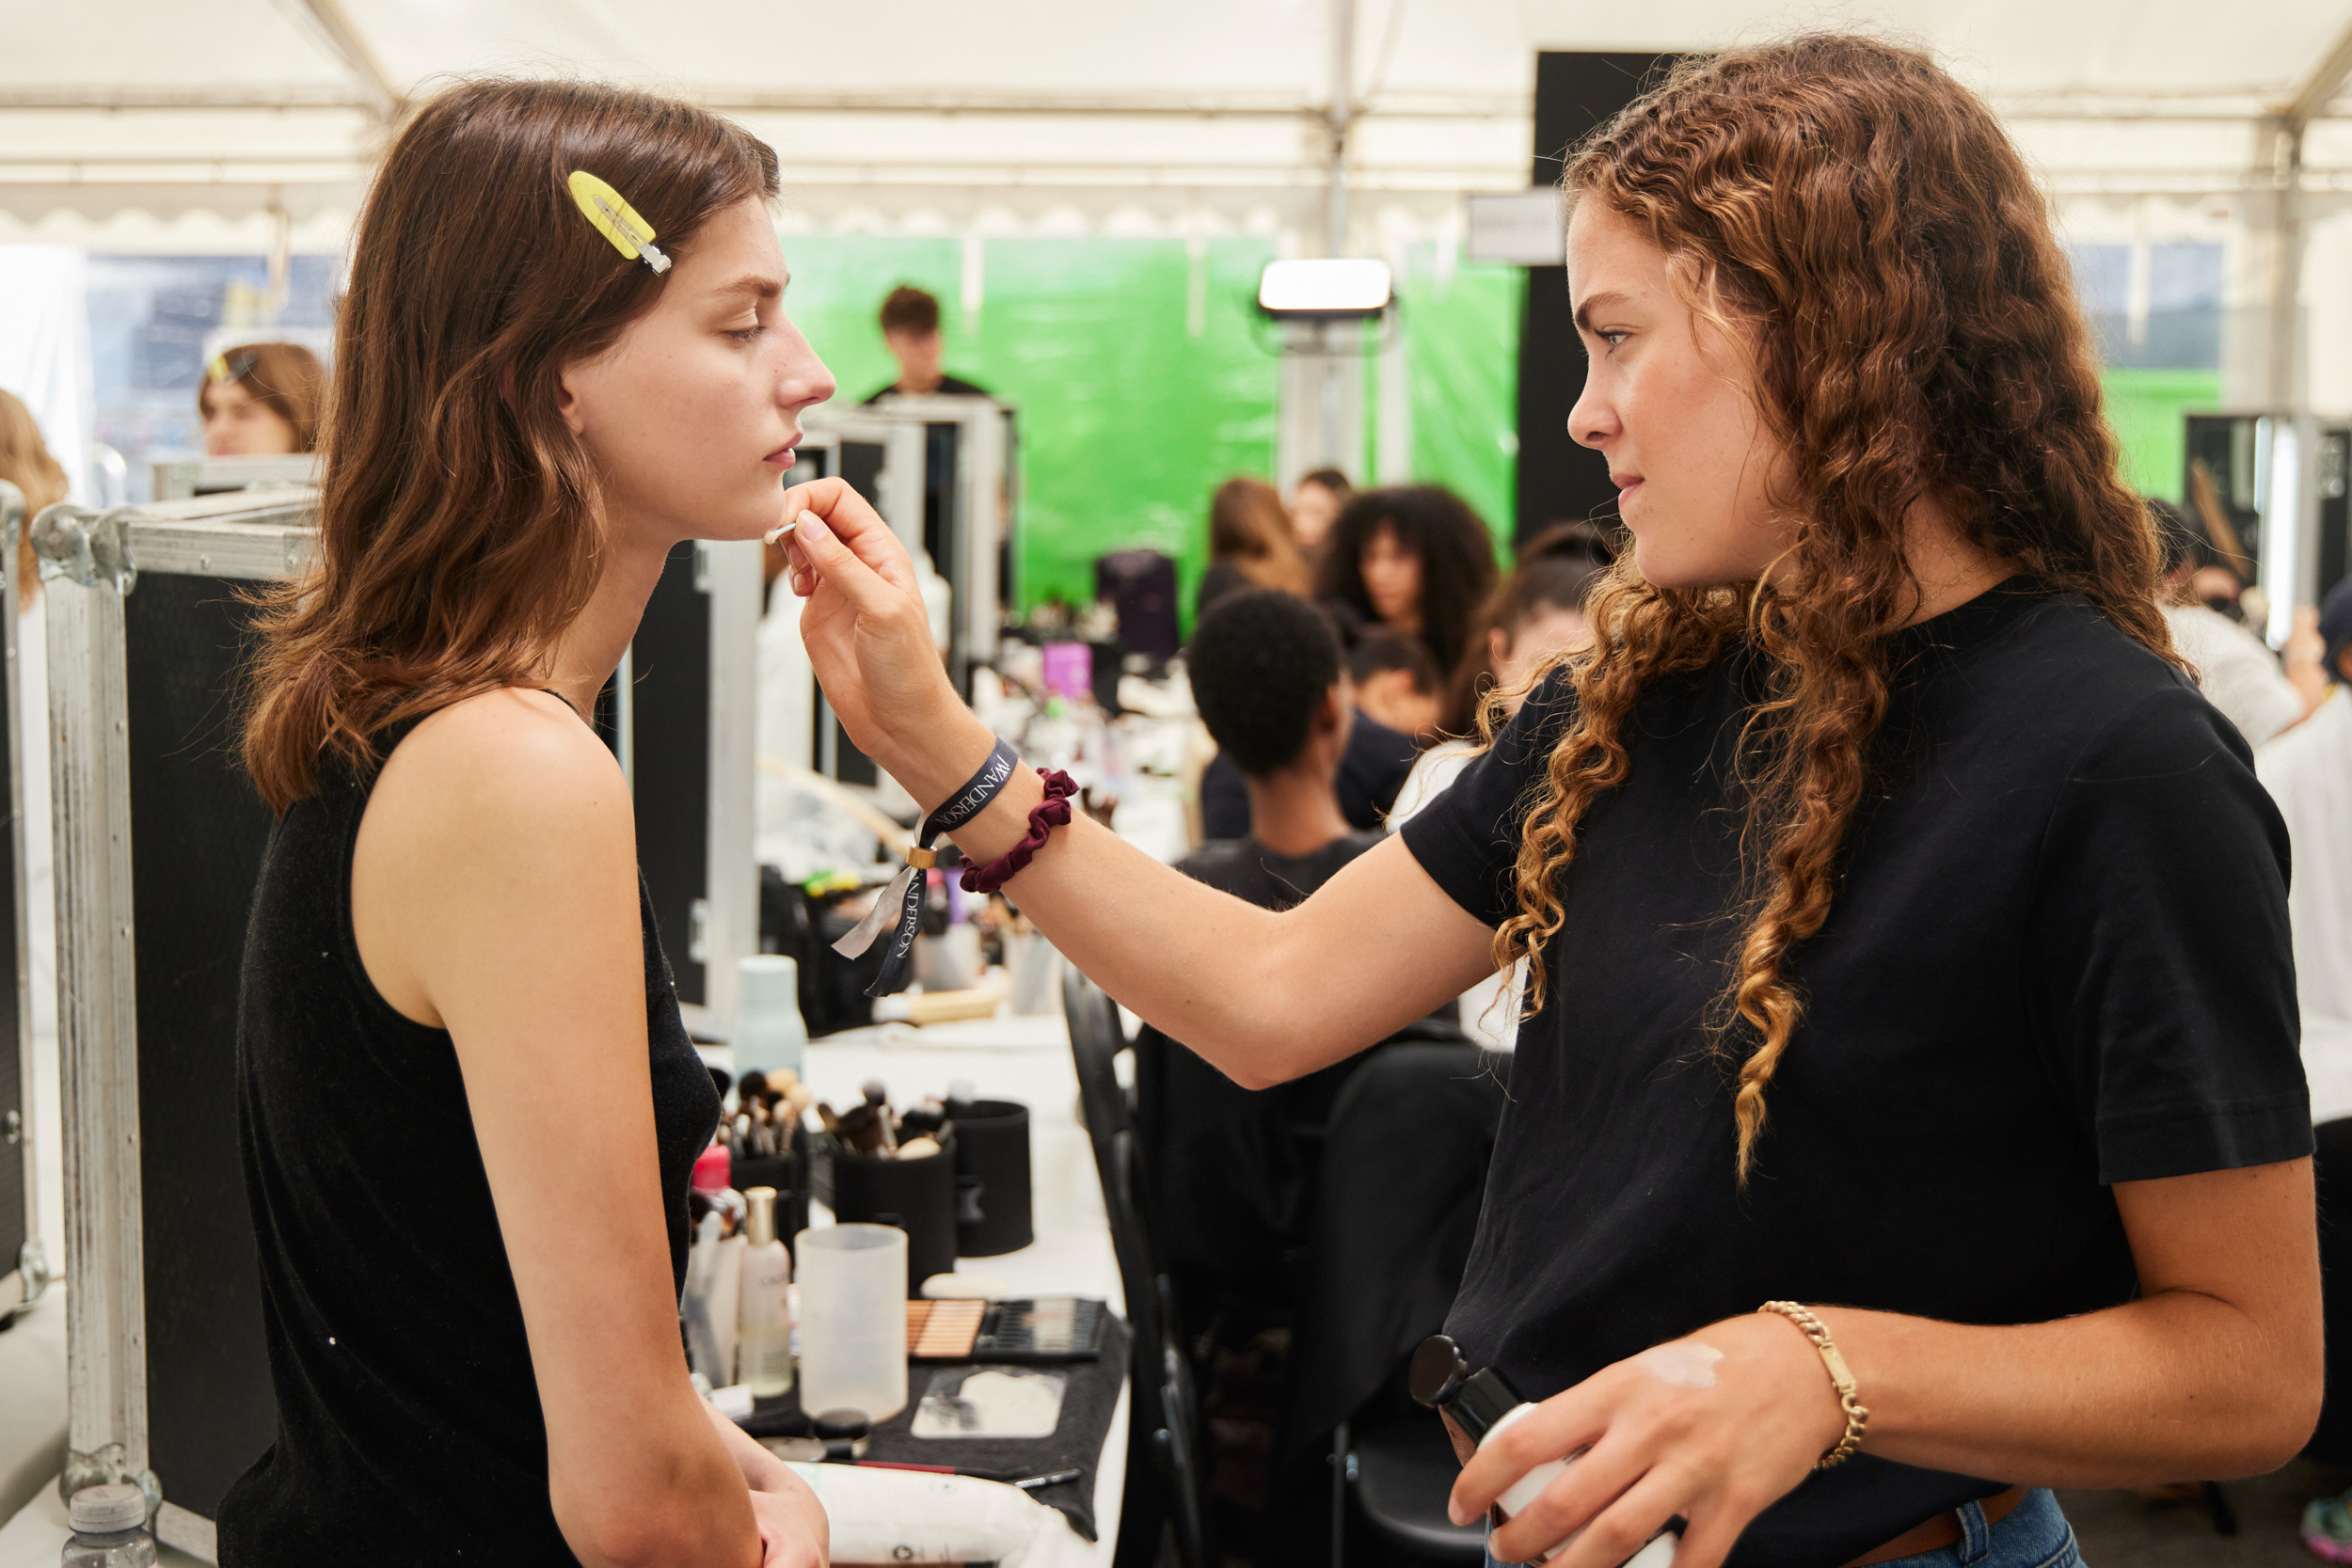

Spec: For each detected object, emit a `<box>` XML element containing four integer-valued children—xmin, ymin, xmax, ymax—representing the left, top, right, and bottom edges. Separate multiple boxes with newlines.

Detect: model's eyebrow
<box><xmin>709</xmin><ymin>272</ymin><xmax>785</xmax><ymax>303</ymax></box>
<box><xmin>1572</xmin><ymin>291</ymin><xmax>1636</xmax><ymax>333</ymax></box>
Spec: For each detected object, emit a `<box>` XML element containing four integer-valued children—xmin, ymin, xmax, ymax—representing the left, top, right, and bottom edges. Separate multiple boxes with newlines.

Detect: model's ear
<box><xmin>551</xmin><ymin>362</ymin><xmax>587</xmax><ymax>436</ymax></box>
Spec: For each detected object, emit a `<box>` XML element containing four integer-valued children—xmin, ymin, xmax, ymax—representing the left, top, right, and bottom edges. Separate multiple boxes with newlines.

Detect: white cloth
<box><xmin>2258</xmin><ymin>689</ymin><xmax>2352</xmax><ymax>1024</ymax></box>
<box><xmin>0</xmin><ymin>245</ymin><xmax>94</xmax><ymax>506</ymax></box>
<box><xmin>1389</xmin><ymin>741</ymin><xmax>1521</xmax><ymax>1051</ymax></box>
<box><xmin>2164</xmin><ymin>602</ymin><xmax>2303</xmax><ymax>748</ymax></box>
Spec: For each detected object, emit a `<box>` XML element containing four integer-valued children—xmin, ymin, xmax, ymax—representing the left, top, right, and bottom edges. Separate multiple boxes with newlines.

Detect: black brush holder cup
<box><xmin>951</xmin><ymin>1100</ymin><xmax>1033</xmax><ymax>1256</ymax></box>
<box><xmin>830</xmin><ymin>1132</ymin><xmax>959</xmax><ymax>1291</ymax></box>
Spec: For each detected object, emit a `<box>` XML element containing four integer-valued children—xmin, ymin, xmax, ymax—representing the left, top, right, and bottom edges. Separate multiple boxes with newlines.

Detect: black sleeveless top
<box><xmin>219</xmin><ymin>720</ymin><xmax>720</xmax><ymax>1565</ymax></box>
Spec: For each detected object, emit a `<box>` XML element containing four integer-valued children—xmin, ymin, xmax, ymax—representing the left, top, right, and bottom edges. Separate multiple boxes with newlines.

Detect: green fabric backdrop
<box><xmin>777</xmin><ymin>232</ymin><xmax>1524</xmax><ymax>626</ymax></box>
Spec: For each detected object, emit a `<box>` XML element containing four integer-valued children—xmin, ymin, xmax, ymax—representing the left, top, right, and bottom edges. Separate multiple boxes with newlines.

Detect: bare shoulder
<box><xmin>369</xmin><ymin>687</ymin><xmax>630</xmax><ymax>856</ymax></box>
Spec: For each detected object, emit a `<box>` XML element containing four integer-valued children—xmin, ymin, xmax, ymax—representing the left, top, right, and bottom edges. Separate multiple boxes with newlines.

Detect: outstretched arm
<box><xmin>781</xmin><ymin>479</ymin><xmax>1496</xmax><ymax>1086</ymax></box>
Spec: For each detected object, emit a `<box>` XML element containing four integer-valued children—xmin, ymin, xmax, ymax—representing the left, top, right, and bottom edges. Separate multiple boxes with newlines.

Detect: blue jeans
<box><xmin>1479</xmin><ymin>1488</ymin><xmax>2082</xmax><ymax>1568</ymax></box>
<box><xmin>1866</xmin><ymin>1489</ymin><xmax>2082</xmax><ymax>1568</ymax></box>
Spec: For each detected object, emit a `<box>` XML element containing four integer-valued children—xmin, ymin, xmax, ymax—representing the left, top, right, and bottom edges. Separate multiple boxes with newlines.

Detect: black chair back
<box><xmin>1064</xmin><ymin>967</ymin><xmax>1213</xmax><ymax>1568</ymax></box>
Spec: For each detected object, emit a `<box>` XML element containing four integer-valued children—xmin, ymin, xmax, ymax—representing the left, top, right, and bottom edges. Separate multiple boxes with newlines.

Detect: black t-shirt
<box><xmin>1398</xmin><ymin>582</ymin><xmax>2307</xmax><ymax>1568</ymax></box>
<box><xmin>862</xmin><ymin>373</ymin><xmax>992</xmax><ymax>404</ymax></box>
<box><xmin>1200</xmin><ymin>715</ymin><xmax>1420</xmax><ymax>840</ymax></box>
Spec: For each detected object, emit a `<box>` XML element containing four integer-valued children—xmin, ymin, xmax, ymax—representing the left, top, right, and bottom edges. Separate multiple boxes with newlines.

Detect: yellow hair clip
<box><xmin>566</xmin><ymin>170</ymin><xmax>671</xmax><ymax>276</ymax></box>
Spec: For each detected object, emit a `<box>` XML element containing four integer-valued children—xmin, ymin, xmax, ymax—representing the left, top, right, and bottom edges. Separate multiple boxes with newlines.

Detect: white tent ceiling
<box><xmin>4</xmin><ymin>0</ymin><xmax>2350</xmax><ymax>251</ymax></box>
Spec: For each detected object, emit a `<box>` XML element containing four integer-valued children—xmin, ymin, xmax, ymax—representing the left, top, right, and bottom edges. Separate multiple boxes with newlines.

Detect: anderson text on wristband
<box><xmin>1756</xmin><ymin>1300</ymin><xmax>1868</xmax><ymax>1468</ymax></box>
<box><xmin>833</xmin><ymin>738</ymin><xmax>1020</xmax><ymax>998</ymax></box>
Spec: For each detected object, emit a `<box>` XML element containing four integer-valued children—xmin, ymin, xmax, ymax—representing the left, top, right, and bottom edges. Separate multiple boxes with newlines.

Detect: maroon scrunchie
<box><xmin>960</xmin><ymin>768</ymin><xmax>1078</xmax><ymax>895</ymax></box>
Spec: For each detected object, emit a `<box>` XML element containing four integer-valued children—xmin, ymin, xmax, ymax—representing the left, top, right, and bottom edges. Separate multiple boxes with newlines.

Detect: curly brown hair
<box><xmin>1489</xmin><ymin>35</ymin><xmax>2175</xmax><ymax>1182</ymax></box>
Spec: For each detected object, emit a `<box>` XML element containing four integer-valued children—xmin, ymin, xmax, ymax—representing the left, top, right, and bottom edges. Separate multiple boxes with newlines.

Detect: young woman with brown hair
<box><xmin>782</xmin><ymin>34</ymin><xmax>2318</xmax><ymax>1568</ymax></box>
<box><xmin>232</xmin><ymin>79</ymin><xmax>831</xmax><ymax>1566</ymax></box>
<box><xmin>199</xmin><ymin>341</ymin><xmax>326</xmax><ymax>456</ymax></box>
<box><xmin>1198</xmin><ymin>474</ymin><xmax>1311</xmax><ymax>619</ymax></box>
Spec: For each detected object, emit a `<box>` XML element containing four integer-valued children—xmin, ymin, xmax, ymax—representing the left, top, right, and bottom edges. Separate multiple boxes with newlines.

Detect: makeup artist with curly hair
<box><xmin>782</xmin><ymin>35</ymin><xmax>2317</xmax><ymax>1568</ymax></box>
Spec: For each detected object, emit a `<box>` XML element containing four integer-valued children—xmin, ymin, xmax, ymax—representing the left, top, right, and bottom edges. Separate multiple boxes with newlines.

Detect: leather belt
<box><xmin>1845</xmin><ymin>1485</ymin><xmax>2029</xmax><ymax>1566</ymax></box>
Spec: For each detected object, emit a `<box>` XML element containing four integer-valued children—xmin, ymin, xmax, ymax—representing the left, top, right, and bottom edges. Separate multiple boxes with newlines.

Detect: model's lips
<box><xmin>1611</xmin><ymin>472</ymin><xmax>1644</xmax><ymax>491</ymax></box>
<box><xmin>763</xmin><ymin>443</ymin><xmax>798</xmax><ymax>469</ymax></box>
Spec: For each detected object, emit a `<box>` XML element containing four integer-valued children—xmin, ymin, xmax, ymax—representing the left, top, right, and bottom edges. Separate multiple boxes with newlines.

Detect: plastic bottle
<box><xmin>1410</xmin><ymin>1335</ymin><xmax>1676</xmax><ymax>1568</ymax></box>
<box><xmin>62</xmin><ymin>1484</ymin><xmax>155</xmax><ymax>1568</ymax></box>
<box><xmin>739</xmin><ymin>1185</ymin><xmax>795</xmax><ymax>1397</ymax></box>
<box><xmin>736</xmin><ymin>956</ymin><xmax>807</xmax><ymax>1078</ymax></box>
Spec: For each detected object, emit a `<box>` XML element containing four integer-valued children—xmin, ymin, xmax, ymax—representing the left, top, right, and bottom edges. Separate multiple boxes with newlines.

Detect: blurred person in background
<box><xmin>1291</xmin><ymin>466</ymin><xmax>1350</xmax><ymax>560</ymax></box>
<box><xmin>2152</xmin><ymin>499</ymin><xmax>2319</xmax><ymax>747</ymax></box>
<box><xmin>2270</xmin><ymin>579</ymin><xmax>2352</xmax><ymax>1562</ymax></box>
<box><xmin>200</xmin><ymin>341</ymin><xmax>326</xmax><ymax>457</ymax></box>
<box><xmin>0</xmin><ymin>387</ymin><xmax>67</xmax><ymax>605</ymax></box>
<box><xmin>2256</xmin><ymin>577</ymin><xmax>2352</xmax><ymax>1026</ymax></box>
<box><xmin>1348</xmin><ymin>631</ymin><xmax>1441</xmax><ymax>744</ymax></box>
<box><xmin>865</xmin><ymin>283</ymin><xmax>989</xmax><ymax>402</ymax></box>
<box><xmin>1197</xmin><ymin>475</ymin><xmax>1311</xmax><ymax>621</ymax></box>
<box><xmin>1395</xmin><ymin>531</ymin><xmax>1611</xmax><ymax>1051</ymax></box>
<box><xmin>1435</xmin><ymin>524</ymin><xmax>1613</xmax><ymax>739</ymax></box>
<box><xmin>1316</xmin><ymin>483</ymin><xmax>1498</xmax><ymax>693</ymax></box>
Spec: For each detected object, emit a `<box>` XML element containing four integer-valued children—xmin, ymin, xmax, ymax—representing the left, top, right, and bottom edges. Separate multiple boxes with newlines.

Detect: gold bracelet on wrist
<box><xmin>1757</xmin><ymin>1300</ymin><xmax>1869</xmax><ymax>1469</ymax></box>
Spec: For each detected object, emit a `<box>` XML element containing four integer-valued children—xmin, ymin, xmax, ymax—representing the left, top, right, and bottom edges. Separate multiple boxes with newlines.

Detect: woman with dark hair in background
<box><xmin>786</xmin><ymin>34</ymin><xmax>2318</xmax><ymax>1568</ymax></box>
<box><xmin>231</xmin><ymin>78</ymin><xmax>829</xmax><ymax>1567</ymax></box>
<box><xmin>199</xmin><ymin>341</ymin><xmax>326</xmax><ymax>456</ymax></box>
<box><xmin>1197</xmin><ymin>474</ymin><xmax>1311</xmax><ymax>620</ymax></box>
<box><xmin>1316</xmin><ymin>484</ymin><xmax>1499</xmax><ymax>689</ymax></box>
<box><xmin>1291</xmin><ymin>466</ymin><xmax>1351</xmax><ymax>559</ymax></box>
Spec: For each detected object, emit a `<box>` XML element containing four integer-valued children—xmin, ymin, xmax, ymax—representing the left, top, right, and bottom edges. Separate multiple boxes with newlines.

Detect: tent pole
<box><xmin>2265</xmin><ymin>10</ymin><xmax>2352</xmax><ymax>414</ymax></box>
<box><xmin>1318</xmin><ymin>0</ymin><xmax>1357</xmax><ymax>468</ymax></box>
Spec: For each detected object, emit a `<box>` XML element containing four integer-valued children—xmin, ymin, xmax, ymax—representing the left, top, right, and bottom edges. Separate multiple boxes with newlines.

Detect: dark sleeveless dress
<box><xmin>219</xmin><ymin>720</ymin><xmax>720</xmax><ymax>1564</ymax></box>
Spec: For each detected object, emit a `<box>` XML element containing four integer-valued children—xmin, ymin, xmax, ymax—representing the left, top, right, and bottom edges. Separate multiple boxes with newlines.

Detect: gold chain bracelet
<box><xmin>1757</xmin><ymin>1301</ymin><xmax>1869</xmax><ymax>1469</ymax></box>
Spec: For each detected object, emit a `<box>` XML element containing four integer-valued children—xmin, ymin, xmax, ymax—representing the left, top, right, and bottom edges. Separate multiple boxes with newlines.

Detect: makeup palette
<box><xmin>905</xmin><ymin>1296</ymin><xmax>1107</xmax><ymax>1363</ymax></box>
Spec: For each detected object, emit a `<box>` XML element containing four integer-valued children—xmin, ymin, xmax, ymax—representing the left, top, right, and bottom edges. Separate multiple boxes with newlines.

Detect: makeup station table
<box><xmin>727</xmin><ymin>1007</ymin><xmax>1128</xmax><ymax>1568</ymax></box>
<box><xmin>0</xmin><ymin>1009</ymin><xmax>1122</xmax><ymax>1568</ymax></box>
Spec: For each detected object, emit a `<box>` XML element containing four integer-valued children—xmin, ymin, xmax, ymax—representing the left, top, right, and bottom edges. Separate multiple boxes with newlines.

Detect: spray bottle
<box><xmin>1411</xmin><ymin>1334</ymin><xmax>1676</xmax><ymax>1568</ymax></box>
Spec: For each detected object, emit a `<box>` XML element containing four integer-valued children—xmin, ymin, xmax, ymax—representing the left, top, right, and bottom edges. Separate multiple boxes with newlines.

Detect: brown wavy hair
<box><xmin>0</xmin><ymin>388</ymin><xmax>68</xmax><ymax>609</ymax></box>
<box><xmin>241</xmin><ymin>78</ymin><xmax>777</xmax><ymax>811</ymax></box>
<box><xmin>1488</xmin><ymin>35</ymin><xmax>2173</xmax><ymax>1181</ymax></box>
<box><xmin>1208</xmin><ymin>476</ymin><xmax>1311</xmax><ymax>595</ymax></box>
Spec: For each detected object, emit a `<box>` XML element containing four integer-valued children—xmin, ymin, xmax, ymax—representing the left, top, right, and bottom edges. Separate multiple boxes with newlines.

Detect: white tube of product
<box><xmin>1411</xmin><ymin>1335</ymin><xmax>1677</xmax><ymax>1568</ymax></box>
<box><xmin>783</xmin><ymin>1462</ymin><xmax>1054</xmax><ymax>1568</ymax></box>
<box><xmin>739</xmin><ymin>1186</ymin><xmax>795</xmax><ymax>1396</ymax></box>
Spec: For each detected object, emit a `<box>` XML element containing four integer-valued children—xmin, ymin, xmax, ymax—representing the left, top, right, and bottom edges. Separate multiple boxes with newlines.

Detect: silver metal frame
<box><xmin>36</xmin><ymin>491</ymin><xmax>763</xmax><ymax>1551</ymax></box>
<box><xmin>0</xmin><ymin>481</ymin><xmax>46</xmax><ymax>1325</ymax></box>
<box><xmin>804</xmin><ymin>396</ymin><xmax>1013</xmax><ymax>689</ymax></box>
<box><xmin>38</xmin><ymin>493</ymin><xmax>316</xmax><ymax>1560</ymax></box>
<box><xmin>150</xmin><ymin>454</ymin><xmax>320</xmax><ymax>503</ymax></box>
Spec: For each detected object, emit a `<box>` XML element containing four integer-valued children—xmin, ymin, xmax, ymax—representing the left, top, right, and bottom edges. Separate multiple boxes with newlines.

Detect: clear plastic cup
<box><xmin>795</xmin><ymin>1224</ymin><xmax>909</xmax><ymax>1420</ymax></box>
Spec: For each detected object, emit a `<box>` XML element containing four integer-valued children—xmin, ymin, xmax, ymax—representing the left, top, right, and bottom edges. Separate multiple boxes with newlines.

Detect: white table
<box><xmin>727</xmin><ymin>1009</ymin><xmax>1128</xmax><ymax>1568</ymax></box>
